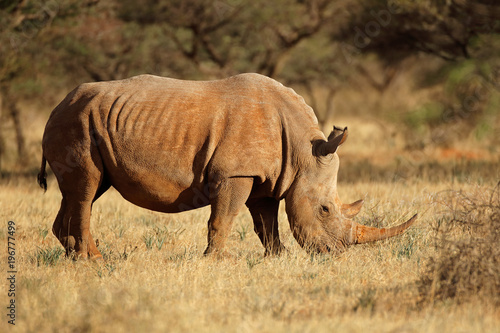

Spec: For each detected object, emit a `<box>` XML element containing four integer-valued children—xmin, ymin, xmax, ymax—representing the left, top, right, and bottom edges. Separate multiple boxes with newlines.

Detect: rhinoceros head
<box><xmin>285</xmin><ymin>127</ymin><xmax>416</xmax><ymax>254</ymax></box>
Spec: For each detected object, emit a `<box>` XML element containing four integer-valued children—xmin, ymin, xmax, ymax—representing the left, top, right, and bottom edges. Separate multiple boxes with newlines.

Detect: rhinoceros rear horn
<box><xmin>341</xmin><ymin>199</ymin><xmax>364</xmax><ymax>218</ymax></box>
<box><xmin>314</xmin><ymin>126</ymin><xmax>348</xmax><ymax>157</ymax></box>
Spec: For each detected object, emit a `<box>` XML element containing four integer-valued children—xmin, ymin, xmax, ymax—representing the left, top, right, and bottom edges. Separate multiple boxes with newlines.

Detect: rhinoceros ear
<box><xmin>314</xmin><ymin>126</ymin><xmax>348</xmax><ymax>157</ymax></box>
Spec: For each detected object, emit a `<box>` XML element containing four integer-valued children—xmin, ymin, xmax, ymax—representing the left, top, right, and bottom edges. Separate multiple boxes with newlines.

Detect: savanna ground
<box><xmin>1</xmin><ymin>110</ymin><xmax>499</xmax><ymax>333</ymax></box>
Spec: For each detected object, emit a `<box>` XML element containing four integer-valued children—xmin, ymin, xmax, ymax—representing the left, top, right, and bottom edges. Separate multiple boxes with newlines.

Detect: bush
<box><xmin>419</xmin><ymin>182</ymin><xmax>500</xmax><ymax>305</ymax></box>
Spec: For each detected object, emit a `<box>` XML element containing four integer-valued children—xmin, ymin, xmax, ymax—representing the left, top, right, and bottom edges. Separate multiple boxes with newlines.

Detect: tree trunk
<box><xmin>0</xmin><ymin>94</ymin><xmax>4</xmax><ymax>171</ymax></box>
<box><xmin>6</xmin><ymin>98</ymin><xmax>26</xmax><ymax>161</ymax></box>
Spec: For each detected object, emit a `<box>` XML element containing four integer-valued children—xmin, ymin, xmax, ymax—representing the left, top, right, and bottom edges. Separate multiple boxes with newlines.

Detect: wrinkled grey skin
<box><xmin>37</xmin><ymin>73</ymin><xmax>416</xmax><ymax>259</ymax></box>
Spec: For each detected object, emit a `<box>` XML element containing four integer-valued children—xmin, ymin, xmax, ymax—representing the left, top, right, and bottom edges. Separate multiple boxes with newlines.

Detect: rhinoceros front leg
<box><xmin>246</xmin><ymin>197</ymin><xmax>285</xmax><ymax>256</ymax></box>
<box><xmin>203</xmin><ymin>177</ymin><xmax>253</xmax><ymax>255</ymax></box>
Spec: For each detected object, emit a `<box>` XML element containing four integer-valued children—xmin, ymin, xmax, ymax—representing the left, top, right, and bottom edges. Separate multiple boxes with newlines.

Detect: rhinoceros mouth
<box><xmin>310</xmin><ymin>241</ymin><xmax>347</xmax><ymax>255</ymax></box>
<box><xmin>308</xmin><ymin>232</ymin><xmax>346</xmax><ymax>254</ymax></box>
<box><xmin>313</xmin><ymin>243</ymin><xmax>332</xmax><ymax>254</ymax></box>
<box><xmin>323</xmin><ymin>241</ymin><xmax>350</xmax><ymax>254</ymax></box>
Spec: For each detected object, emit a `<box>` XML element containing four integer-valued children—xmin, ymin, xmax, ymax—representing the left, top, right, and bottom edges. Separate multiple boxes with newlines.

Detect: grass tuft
<box><xmin>32</xmin><ymin>246</ymin><xmax>65</xmax><ymax>266</ymax></box>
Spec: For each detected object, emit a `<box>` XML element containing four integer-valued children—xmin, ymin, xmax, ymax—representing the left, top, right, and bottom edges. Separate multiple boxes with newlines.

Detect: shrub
<box><xmin>419</xmin><ymin>182</ymin><xmax>500</xmax><ymax>305</ymax></box>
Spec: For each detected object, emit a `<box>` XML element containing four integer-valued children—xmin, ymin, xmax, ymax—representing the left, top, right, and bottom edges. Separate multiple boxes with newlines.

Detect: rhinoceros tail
<box><xmin>37</xmin><ymin>155</ymin><xmax>47</xmax><ymax>192</ymax></box>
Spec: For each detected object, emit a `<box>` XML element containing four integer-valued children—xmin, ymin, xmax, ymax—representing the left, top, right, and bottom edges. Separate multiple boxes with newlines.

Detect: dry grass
<box><xmin>1</xmin><ymin>177</ymin><xmax>499</xmax><ymax>332</ymax></box>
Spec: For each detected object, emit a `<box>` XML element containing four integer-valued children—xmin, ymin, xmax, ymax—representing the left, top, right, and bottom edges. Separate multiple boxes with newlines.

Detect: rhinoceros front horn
<box><xmin>349</xmin><ymin>214</ymin><xmax>417</xmax><ymax>244</ymax></box>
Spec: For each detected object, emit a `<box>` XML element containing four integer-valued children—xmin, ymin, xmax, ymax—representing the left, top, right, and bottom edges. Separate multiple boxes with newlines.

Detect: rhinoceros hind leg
<box><xmin>53</xmin><ymin>192</ymin><xmax>102</xmax><ymax>260</ymax></box>
<box><xmin>246</xmin><ymin>197</ymin><xmax>285</xmax><ymax>256</ymax></box>
<box><xmin>50</xmin><ymin>158</ymin><xmax>105</xmax><ymax>260</ymax></box>
<box><xmin>203</xmin><ymin>177</ymin><xmax>253</xmax><ymax>255</ymax></box>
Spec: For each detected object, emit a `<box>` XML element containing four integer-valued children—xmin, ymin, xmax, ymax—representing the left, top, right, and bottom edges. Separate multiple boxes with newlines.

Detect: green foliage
<box><xmin>10</xmin><ymin>77</ymin><xmax>42</xmax><ymax>96</ymax></box>
<box><xmin>403</xmin><ymin>52</ymin><xmax>500</xmax><ymax>145</ymax></box>
<box><xmin>142</xmin><ymin>234</ymin><xmax>154</xmax><ymax>250</ymax></box>
<box><xmin>99</xmin><ymin>241</ymin><xmax>138</xmax><ymax>261</ymax></box>
<box><xmin>474</xmin><ymin>95</ymin><xmax>500</xmax><ymax>140</ymax></box>
<box><xmin>113</xmin><ymin>226</ymin><xmax>125</xmax><ymax>239</ymax></box>
<box><xmin>404</xmin><ymin>103</ymin><xmax>444</xmax><ymax>131</ymax></box>
<box><xmin>395</xmin><ymin>237</ymin><xmax>415</xmax><ymax>260</ymax></box>
<box><xmin>38</xmin><ymin>227</ymin><xmax>49</xmax><ymax>241</ymax></box>
<box><xmin>33</xmin><ymin>246</ymin><xmax>65</xmax><ymax>266</ymax></box>
<box><xmin>236</xmin><ymin>223</ymin><xmax>249</xmax><ymax>241</ymax></box>
<box><xmin>246</xmin><ymin>255</ymin><xmax>262</xmax><ymax>270</ymax></box>
<box><xmin>143</xmin><ymin>225</ymin><xmax>185</xmax><ymax>250</ymax></box>
<box><xmin>445</xmin><ymin>61</ymin><xmax>478</xmax><ymax>93</ymax></box>
<box><xmin>95</xmin><ymin>263</ymin><xmax>116</xmax><ymax>278</ymax></box>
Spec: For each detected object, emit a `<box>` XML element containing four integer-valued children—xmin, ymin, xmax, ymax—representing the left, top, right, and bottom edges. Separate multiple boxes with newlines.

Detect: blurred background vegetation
<box><xmin>0</xmin><ymin>0</ymin><xmax>499</xmax><ymax>180</ymax></box>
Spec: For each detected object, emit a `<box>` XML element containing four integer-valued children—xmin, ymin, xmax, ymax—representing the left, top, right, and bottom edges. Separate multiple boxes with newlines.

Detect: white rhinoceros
<box><xmin>38</xmin><ymin>73</ymin><xmax>416</xmax><ymax>259</ymax></box>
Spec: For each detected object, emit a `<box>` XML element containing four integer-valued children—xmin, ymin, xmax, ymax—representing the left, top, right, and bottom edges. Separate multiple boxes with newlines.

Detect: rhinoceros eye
<box><xmin>321</xmin><ymin>205</ymin><xmax>330</xmax><ymax>213</ymax></box>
